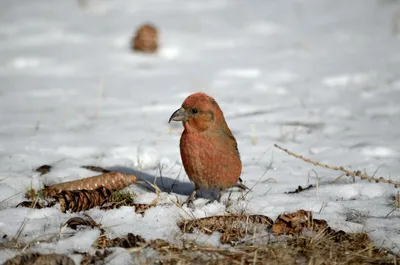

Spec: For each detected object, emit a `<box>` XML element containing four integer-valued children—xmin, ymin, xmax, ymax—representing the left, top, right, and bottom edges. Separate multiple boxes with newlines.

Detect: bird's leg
<box><xmin>185</xmin><ymin>186</ymin><xmax>199</xmax><ymax>206</ymax></box>
<box><xmin>217</xmin><ymin>189</ymin><xmax>223</xmax><ymax>202</ymax></box>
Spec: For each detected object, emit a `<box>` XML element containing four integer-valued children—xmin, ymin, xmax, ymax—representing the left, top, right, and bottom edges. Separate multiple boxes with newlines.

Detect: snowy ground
<box><xmin>1</xmin><ymin>0</ymin><xmax>400</xmax><ymax>263</ymax></box>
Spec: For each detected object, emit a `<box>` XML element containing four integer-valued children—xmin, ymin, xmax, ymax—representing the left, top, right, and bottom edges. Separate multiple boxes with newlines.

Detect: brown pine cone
<box><xmin>131</xmin><ymin>23</ymin><xmax>158</xmax><ymax>53</ymax></box>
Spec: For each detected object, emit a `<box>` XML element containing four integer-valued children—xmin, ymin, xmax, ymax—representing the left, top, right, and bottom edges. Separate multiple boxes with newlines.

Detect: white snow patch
<box><xmin>253</xmin><ymin>83</ymin><xmax>288</xmax><ymax>95</ymax></box>
<box><xmin>324</xmin><ymin>106</ymin><xmax>352</xmax><ymax>119</ymax></box>
<box><xmin>11</xmin><ymin>57</ymin><xmax>41</xmax><ymax>69</ymax></box>
<box><xmin>246</xmin><ymin>20</ymin><xmax>284</xmax><ymax>36</ymax></box>
<box><xmin>31</xmin><ymin>229</ymin><xmax>100</xmax><ymax>253</ymax></box>
<box><xmin>220</xmin><ymin>68</ymin><xmax>261</xmax><ymax>79</ymax></box>
<box><xmin>137</xmin><ymin>147</ymin><xmax>160</xmax><ymax>169</ymax></box>
<box><xmin>57</xmin><ymin>146</ymin><xmax>99</xmax><ymax>158</ymax></box>
<box><xmin>322</xmin><ymin>73</ymin><xmax>373</xmax><ymax>87</ymax></box>
<box><xmin>159</xmin><ymin>46</ymin><xmax>180</xmax><ymax>60</ymax></box>
<box><xmin>366</xmin><ymin>106</ymin><xmax>400</xmax><ymax>116</ymax></box>
<box><xmin>361</xmin><ymin>146</ymin><xmax>398</xmax><ymax>158</ymax></box>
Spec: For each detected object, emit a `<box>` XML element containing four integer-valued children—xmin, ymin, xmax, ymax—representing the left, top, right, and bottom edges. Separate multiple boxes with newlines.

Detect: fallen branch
<box><xmin>274</xmin><ymin>144</ymin><xmax>400</xmax><ymax>187</ymax></box>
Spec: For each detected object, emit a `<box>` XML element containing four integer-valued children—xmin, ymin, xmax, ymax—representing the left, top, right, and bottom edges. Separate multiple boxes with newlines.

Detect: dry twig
<box><xmin>275</xmin><ymin>144</ymin><xmax>400</xmax><ymax>187</ymax></box>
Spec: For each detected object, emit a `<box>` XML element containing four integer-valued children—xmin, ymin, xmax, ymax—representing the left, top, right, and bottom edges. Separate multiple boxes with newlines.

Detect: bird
<box><xmin>169</xmin><ymin>92</ymin><xmax>245</xmax><ymax>205</ymax></box>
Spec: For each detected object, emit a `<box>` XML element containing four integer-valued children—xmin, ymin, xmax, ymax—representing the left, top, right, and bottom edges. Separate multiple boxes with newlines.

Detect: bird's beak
<box><xmin>169</xmin><ymin>107</ymin><xmax>187</xmax><ymax>123</ymax></box>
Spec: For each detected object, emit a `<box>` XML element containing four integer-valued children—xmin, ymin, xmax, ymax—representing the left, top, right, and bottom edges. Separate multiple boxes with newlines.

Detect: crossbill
<box><xmin>169</xmin><ymin>92</ymin><xmax>243</xmax><ymax>204</ymax></box>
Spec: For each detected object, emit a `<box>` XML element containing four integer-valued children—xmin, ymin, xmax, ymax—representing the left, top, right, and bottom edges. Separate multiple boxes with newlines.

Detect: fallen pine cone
<box><xmin>131</xmin><ymin>23</ymin><xmax>158</xmax><ymax>53</ymax></box>
<box><xmin>54</xmin><ymin>187</ymin><xmax>112</xmax><ymax>213</ymax></box>
<box><xmin>178</xmin><ymin>214</ymin><xmax>273</xmax><ymax>234</ymax></box>
<box><xmin>272</xmin><ymin>209</ymin><xmax>329</xmax><ymax>235</ymax></box>
<box><xmin>43</xmin><ymin>172</ymin><xmax>137</xmax><ymax>197</ymax></box>
<box><xmin>178</xmin><ymin>214</ymin><xmax>273</xmax><ymax>244</ymax></box>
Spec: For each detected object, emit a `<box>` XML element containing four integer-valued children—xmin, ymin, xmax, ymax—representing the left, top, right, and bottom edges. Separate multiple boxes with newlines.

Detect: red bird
<box><xmin>169</xmin><ymin>92</ymin><xmax>243</xmax><ymax>204</ymax></box>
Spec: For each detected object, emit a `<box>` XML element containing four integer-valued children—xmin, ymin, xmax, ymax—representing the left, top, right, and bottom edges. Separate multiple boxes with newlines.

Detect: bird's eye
<box><xmin>191</xmin><ymin>108</ymin><xmax>198</xmax><ymax>114</ymax></box>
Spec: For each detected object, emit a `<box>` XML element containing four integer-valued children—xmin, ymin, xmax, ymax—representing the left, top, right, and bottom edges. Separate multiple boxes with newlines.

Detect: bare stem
<box><xmin>274</xmin><ymin>144</ymin><xmax>400</xmax><ymax>187</ymax></box>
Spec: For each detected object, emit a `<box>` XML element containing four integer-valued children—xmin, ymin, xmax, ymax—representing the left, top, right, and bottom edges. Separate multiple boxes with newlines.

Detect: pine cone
<box><xmin>131</xmin><ymin>23</ymin><xmax>158</xmax><ymax>53</ymax></box>
<box><xmin>43</xmin><ymin>172</ymin><xmax>137</xmax><ymax>198</ymax></box>
<box><xmin>54</xmin><ymin>187</ymin><xmax>112</xmax><ymax>213</ymax></box>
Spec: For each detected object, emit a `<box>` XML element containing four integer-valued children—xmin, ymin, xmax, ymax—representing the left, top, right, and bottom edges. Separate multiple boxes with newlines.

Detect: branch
<box><xmin>274</xmin><ymin>144</ymin><xmax>400</xmax><ymax>187</ymax></box>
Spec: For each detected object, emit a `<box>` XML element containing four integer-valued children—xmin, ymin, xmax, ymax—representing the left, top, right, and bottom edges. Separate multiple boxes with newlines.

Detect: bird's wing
<box><xmin>221</xmin><ymin>126</ymin><xmax>240</xmax><ymax>158</ymax></box>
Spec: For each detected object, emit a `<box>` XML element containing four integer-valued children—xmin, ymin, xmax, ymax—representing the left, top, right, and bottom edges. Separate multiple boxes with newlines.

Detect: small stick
<box><xmin>274</xmin><ymin>144</ymin><xmax>400</xmax><ymax>187</ymax></box>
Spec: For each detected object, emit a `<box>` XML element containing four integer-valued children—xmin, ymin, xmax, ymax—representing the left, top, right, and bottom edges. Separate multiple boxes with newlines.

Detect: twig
<box><xmin>240</xmin><ymin>155</ymin><xmax>274</xmax><ymax>200</ymax></box>
<box><xmin>169</xmin><ymin>165</ymin><xmax>182</xmax><ymax>194</ymax></box>
<box><xmin>309</xmin><ymin>169</ymin><xmax>319</xmax><ymax>197</ymax></box>
<box><xmin>285</xmin><ymin>184</ymin><xmax>314</xmax><ymax>194</ymax></box>
<box><xmin>274</xmin><ymin>144</ymin><xmax>400</xmax><ymax>187</ymax></box>
<box><xmin>158</xmin><ymin>163</ymin><xmax>166</xmax><ymax>192</ymax></box>
<box><xmin>14</xmin><ymin>197</ymin><xmax>39</xmax><ymax>241</ymax></box>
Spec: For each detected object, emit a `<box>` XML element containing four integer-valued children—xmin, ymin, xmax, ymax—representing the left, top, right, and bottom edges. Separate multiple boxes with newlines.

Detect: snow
<box><xmin>1</xmin><ymin>0</ymin><xmax>400</xmax><ymax>262</ymax></box>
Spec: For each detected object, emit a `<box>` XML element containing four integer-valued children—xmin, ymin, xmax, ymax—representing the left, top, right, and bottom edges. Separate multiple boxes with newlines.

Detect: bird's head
<box><xmin>169</xmin><ymin>92</ymin><xmax>225</xmax><ymax>133</ymax></box>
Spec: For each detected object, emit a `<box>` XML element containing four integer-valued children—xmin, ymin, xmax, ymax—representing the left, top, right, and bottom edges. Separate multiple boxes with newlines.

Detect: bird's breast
<box><xmin>179</xmin><ymin>132</ymin><xmax>242</xmax><ymax>189</ymax></box>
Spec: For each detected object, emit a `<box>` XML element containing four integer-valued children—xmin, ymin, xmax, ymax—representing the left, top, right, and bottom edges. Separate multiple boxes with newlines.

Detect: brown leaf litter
<box><xmin>3</xmin><ymin>253</ymin><xmax>74</xmax><ymax>265</ymax></box>
<box><xmin>80</xmin><ymin>249</ymin><xmax>113</xmax><ymax>265</ymax></box>
<box><xmin>4</xmin><ymin>210</ymin><xmax>398</xmax><ymax>265</ymax></box>
<box><xmin>272</xmin><ymin>209</ymin><xmax>330</xmax><ymax>235</ymax></box>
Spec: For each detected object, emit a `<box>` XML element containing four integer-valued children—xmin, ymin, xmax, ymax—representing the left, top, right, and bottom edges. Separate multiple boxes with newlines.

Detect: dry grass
<box><xmin>96</xmin><ymin>230</ymin><xmax>399</xmax><ymax>265</ymax></box>
<box><xmin>89</xmin><ymin>209</ymin><xmax>399</xmax><ymax>264</ymax></box>
<box><xmin>4</xmin><ymin>207</ymin><xmax>399</xmax><ymax>265</ymax></box>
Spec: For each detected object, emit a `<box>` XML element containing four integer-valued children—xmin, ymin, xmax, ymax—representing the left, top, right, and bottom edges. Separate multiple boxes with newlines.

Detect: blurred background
<box><xmin>0</xmin><ymin>0</ymin><xmax>400</xmax><ymax>177</ymax></box>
